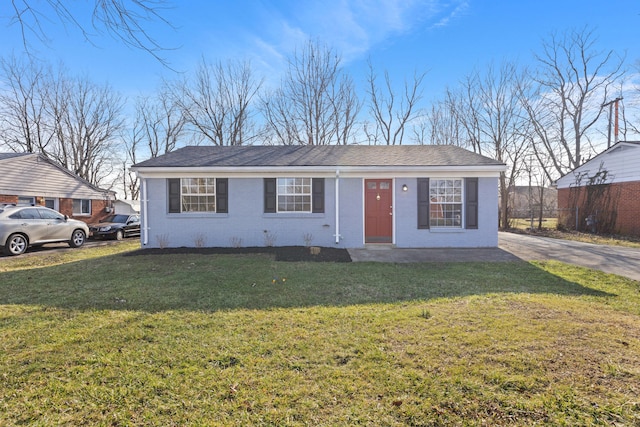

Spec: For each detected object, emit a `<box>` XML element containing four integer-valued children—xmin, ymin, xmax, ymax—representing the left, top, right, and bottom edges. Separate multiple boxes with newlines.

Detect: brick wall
<box><xmin>2</xmin><ymin>194</ymin><xmax>111</xmax><ymax>225</ymax></box>
<box><xmin>0</xmin><ymin>195</ymin><xmax>18</xmax><ymax>204</ymax></box>
<box><xmin>59</xmin><ymin>198</ymin><xmax>111</xmax><ymax>224</ymax></box>
<box><xmin>558</xmin><ymin>180</ymin><xmax>640</xmax><ymax>236</ymax></box>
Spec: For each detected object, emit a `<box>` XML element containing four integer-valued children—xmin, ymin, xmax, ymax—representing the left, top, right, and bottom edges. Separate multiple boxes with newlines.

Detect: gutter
<box><xmin>335</xmin><ymin>169</ymin><xmax>340</xmax><ymax>244</ymax></box>
<box><xmin>131</xmin><ymin>164</ymin><xmax>507</xmax><ymax>178</ymax></box>
<box><xmin>141</xmin><ymin>177</ymin><xmax>149</xmax><ymax>245</ymax></box>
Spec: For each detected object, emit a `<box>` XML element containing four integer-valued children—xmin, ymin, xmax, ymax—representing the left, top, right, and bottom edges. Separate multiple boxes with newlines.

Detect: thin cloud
<box><xmin>431</xmin><ymin>1</ymin><xmax>470</xmax><ymax>28</ymax></box>
<box><xmin>248</xmin><ymin>0</ymin><xmax>469</xmax><ymax>71</ymax></box>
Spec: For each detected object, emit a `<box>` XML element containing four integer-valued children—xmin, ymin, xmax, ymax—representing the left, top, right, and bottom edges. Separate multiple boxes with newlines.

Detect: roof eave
<box><xmin>132</xmin><ymin>164</ymin><xmax>507</xmax><ymax>178</ymax></box>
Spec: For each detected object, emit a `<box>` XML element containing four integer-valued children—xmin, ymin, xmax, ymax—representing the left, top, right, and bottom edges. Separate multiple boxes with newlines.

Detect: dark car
<box><xmin>0</xmin><ymin>204</ymin><xmax>89</xmax><ymax>256</ymax></box>
<box><xmin>89</xmin><ymin>214</ymin><xmax>140</xmax><ymax>240</ymax></box>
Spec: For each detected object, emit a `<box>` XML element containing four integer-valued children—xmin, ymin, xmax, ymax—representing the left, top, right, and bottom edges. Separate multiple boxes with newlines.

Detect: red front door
<box><xmin>365</xmin><ymin>179</ymin><xmax>393</xmax><ymax>243</ymax></box>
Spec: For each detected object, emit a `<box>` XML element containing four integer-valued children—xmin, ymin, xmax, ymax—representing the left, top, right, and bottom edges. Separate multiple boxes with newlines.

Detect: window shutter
<box><xmin>312</xmin><ymin>178</ymin><xmax>324</xmax><ymax>213</ymax></box>
<box><xmin>417</xmin><ymin>178</ymin><xmax>430</xmax><ymax>229</ymax></box>
<box><xmin>216</xmin><ymin>178</ymin><xmax>228</xmax><ymax>213</ymax></box>
<box><xmin>264</xmin><ymin>178</ymin><xmax>276</xmax><ymax>213</ymax></box>
<box><xmin>168</xmin><ymin>178</ymin><xmax>181</xmax><ymax>213</ymax></box>
<box><xmin>465</xmin><ymin>178</ymin><xmax>478</xmax><ymax>229</ymax></box>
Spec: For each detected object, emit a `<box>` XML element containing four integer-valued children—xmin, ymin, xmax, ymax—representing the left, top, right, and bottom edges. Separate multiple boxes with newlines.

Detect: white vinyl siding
<box><xmin>0</xmin><ymin>154</ymin><xmax>111</xmax><ymax>199</ymax></box>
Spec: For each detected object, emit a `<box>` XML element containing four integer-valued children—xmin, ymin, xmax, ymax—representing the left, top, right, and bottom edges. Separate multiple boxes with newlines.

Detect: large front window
<box><xmin>429</xmin><ymin>179</ymin><xmax>462</xmax><ymax>227</ymax></box>
<box><xmin>277</xmin><ymin>178</ymin><xmax>311</xmax><ymax>212</ymax></box>
<box><xmin>181</xmin><ymin>178</ymin><xmax>216</xmax><ymax>212</ymax></box>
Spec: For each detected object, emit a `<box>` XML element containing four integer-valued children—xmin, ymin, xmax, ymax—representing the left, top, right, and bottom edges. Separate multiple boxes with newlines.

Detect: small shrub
<box><xmin>156</xmin><ymin>234</ymin><xmax>169</xmax><ymax>249</ymax></box>
<box><xmin>194</xmin><ymin>233</ymin><xmax>206</xmax><ymax>248</ymax></box>
<box><xmin>303</xmin><ymin>233</ymin><xmax>314</xmax><ymax>247</ymax></box>
<box><xmin>229</xmin><ymin>236</ymin><xmax>243</xmax><ymax>248</ymax></box>
<box><xmin>263</xmin><ymin>230</ymin><xmax>277</xmax><ymax>247</ymax></box>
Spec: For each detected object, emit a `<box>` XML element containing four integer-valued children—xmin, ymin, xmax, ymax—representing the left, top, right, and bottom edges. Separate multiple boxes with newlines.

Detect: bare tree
<box><xmin>46</xmin><ymin>74</ymin><xmax>125</xmax><ymax>186</ymax></box>
<box><xmin>365</xmin><ymin>61</ymin><xmax>425</xmax><ymax>145</ymax></box>
<box><xmin>173</xmin><ymin>58</ymin><xmax>262</xmax><ymax>146</ymax></box>
<box><xmin>522</xmin><ymin>27</ymin><xmax>624</xmax><ymax>181</ymax></box>
<box><xmin>262</xmin><ymin>40</ymin><xmax>359</xmax><ymax>145</ymax></box>
<box><xmin>450</xmin><ymin>62</ymin><xmax>530</xmax><ymax>228</ymax></box>
<box><xmin>8</xmin><ymin>0</ymin><xmax>174</xmax><ymax>65</ymax></box>
<box><xmin>0</xmin><ymin>56</ymin><xmax>53</xmax><ymax>153</ymax></box>
<box><xmin>619</xmin><ymin>70</ymin><xmax>640</xmax><ymax>139</ymax></box>
<box><xmin>120</xmin><ymin>88</ymin><xmax>184</xmax><ymax>199</ymax></box>
<box><xmin>449</xmin><ymin>82</ymin><xmax>483</xmax><ymax>154</ymax></box>
<box><xmin>1</xmin><ymin>57</ymin><xmax>126</xmax><ymax>188</ymax></box>
<box><xmin>122</xmin><ymin>126</ymin><xmax>141</xmax><ymax>200</ymax></box>
<box><xmin>134</xmin><ymin>91</ymin><xmax>185</xmax><ymax>157</ymax></box>
<box><xmin>332</xmin><ymin>74</ymin><xmax>361</xmax><ymax>145</ymax></box>
<box><xmin>261</xmin><ymin>88</ymin><xmax>300</xmax><ymax>145</ymax></box>
<box><xmin>415</xmin><ymin>98</ymin><xmax>464</xmax><ymax>146</ymax></box>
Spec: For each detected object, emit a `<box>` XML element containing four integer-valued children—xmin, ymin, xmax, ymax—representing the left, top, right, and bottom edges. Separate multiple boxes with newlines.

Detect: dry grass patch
<box><xmin>507</xmin><ymin>218</ymin><xmax>640</xmax><ymax>248</ymax></box>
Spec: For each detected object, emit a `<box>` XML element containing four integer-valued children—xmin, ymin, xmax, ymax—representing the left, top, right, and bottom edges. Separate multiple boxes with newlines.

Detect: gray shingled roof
<box><xmin>133</xmin><ymin>145</ymin><xmax>503</xmax><ymax>168</ymax></box>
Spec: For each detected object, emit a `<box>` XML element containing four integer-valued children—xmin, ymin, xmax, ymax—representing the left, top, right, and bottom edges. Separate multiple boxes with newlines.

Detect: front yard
<box><xmin>1</xmin><ymin>242</ymin><xmax>639</xmax><ymax>425</ymax></box>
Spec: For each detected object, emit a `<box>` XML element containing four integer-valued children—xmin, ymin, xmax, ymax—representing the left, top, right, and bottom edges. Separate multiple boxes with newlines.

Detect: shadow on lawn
<box><xmin>0</xmin><ymin>249</ymin><xmax>615</xmax><ymax>312</ymax></box>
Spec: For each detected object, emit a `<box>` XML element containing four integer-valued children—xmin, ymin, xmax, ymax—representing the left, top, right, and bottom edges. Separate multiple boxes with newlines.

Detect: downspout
<box><xmin>335</xmin><ymin>169</ymin><xmax>340</xmax><ymax>244</ymax></box>
<box><xmin>141</xmin><ymin>176</ymin><xmax>149</xmax><ymax>245</ymax></box>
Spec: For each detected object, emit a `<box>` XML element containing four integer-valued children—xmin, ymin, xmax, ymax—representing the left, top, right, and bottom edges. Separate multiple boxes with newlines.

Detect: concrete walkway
<box><xmin>348</xmin><ymin>232</ymin><xmax>640</xmax><ymax>282</ymax></box>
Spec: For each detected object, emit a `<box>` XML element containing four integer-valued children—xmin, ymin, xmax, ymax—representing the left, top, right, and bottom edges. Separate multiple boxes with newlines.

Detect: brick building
<box><xmin>556</xmin><ymin>141</ymin><xmax>640</xmax><ymax>236</ymax></box>
<box><xmin>0</xmin><ymin>152</ymin><xmax>115</xmax><ymax>224</ymax></box>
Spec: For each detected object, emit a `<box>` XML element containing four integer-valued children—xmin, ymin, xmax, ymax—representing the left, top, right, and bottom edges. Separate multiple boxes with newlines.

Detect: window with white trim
<box><xmin>277</xmin><ymin>178</ymin><xmax>312</xmax><ymax>212</ymax></box>
<box><xmin>429</xmin><ymin>179</ymin><xmax>463</xmax><ymax>227</ymax></box>
<box><xmin>73</xmin><ymin>199</ymin><xmax>91</xmax><ymax>215</ymax></box>
<box><xmin>44</xmin><ymin>198</ymin><xmax>57</xmax><ymax>210</ymax></box>
<box><xmin>18</xmin><ymin>196</ymin><xmax>35</xmax><ymax>206</ymax></box>
<box><xmin>181</xmin><ymin>178</ymin><xmax>216</xmax><ymax>212</ymax></box>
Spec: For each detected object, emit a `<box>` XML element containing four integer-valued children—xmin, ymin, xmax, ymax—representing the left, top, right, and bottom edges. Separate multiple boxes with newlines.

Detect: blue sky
<box><xmin>1</xmin><ymin>0</ymin><xmax>639</xmax><ymax>107</ymax></box>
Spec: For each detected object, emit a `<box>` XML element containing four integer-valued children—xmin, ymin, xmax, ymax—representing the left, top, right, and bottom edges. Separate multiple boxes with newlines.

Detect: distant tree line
<box><xmin>0</xmin><ymin>21</ymin><xmax>637</xmax><ymax>230</ymax></box>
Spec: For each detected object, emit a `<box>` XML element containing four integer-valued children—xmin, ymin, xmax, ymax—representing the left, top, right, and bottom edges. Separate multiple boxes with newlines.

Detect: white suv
<box><xmin>0</xmin><ymin>205</ymin><xmax>89</xmax><ymax>256</ymax></box>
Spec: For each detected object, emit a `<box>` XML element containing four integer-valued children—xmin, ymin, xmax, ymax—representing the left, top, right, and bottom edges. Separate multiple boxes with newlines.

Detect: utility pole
<box><xmin>602</xmin><ymin>97</ymin><xmax>623</xmax><ymax>148</ymax></box>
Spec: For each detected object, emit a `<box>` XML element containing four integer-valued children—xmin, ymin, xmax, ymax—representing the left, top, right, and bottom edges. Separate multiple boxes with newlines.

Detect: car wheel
<box><xmin>115</xmin><ymin>230</ymin><xmax>124</xmax><ymax>241</ymax></box>
<box><xmin>4</xmin><ymin>234</ymin><xmax>28</xmax><ymax>256</ymax></box>
<box><xmin>69</xmin><ymin>229</ymin><xmax>86</xmax><ymax>248</ymax></box>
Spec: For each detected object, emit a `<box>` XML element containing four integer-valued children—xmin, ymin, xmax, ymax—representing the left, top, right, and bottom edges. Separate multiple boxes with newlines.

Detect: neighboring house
<box><xmin>556</xmin><ymin>141</ymin><xmax>640</xmax><ymax>235</ymax></box>
<box><xmin>131</xmin><ymin>145</ymin><xmax>506</xmax><ymax>249</ymax></box>
<box><xmin>0</xmin><ymin>152</ymin><xmax>115</xmax><ymax>224</ymax></box>
<box><xmin>114</xmin><ymin>199</ymin><xmax>140</xmax><ymax>215</ymax></box>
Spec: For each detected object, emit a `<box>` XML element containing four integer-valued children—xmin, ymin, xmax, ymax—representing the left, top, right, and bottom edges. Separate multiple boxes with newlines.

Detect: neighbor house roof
<box><xmin>132</xmin><ymin>145</ymin><xmax>505</xmax><ymax>179</ymax></box>
<box><xmin>0</xmin><ymin>152</ymin><xmax>29</xmax><ymax>161</ymax></box>
<box><xmin>0</xmin><ymin>152</ymin><xmax>116</xmax><ymax>198</ymax></box>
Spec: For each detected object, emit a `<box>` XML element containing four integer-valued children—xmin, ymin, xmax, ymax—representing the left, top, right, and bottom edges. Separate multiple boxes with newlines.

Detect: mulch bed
<box><xmin>124</xmin><ymin>246</ymin><xmax>352</xmax><ymax>262</ymax></box>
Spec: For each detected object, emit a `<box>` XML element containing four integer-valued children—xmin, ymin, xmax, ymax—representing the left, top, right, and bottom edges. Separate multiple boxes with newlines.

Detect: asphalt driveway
<box><xmin>349</xmin><ymin>232</ymin><xmax>640</xmax><ymax>282</ymax></box>
<box><xmin>498</xmin><ymin>232</ymin><xmax>640</xmax><ymax>282</ymax></box>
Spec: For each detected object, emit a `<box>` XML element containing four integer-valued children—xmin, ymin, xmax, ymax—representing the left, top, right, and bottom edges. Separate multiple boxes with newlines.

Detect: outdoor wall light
<box><xmin>402</xmin><ymin>184</ymin><xmax>408</xmax><ymax>192</ymax></box>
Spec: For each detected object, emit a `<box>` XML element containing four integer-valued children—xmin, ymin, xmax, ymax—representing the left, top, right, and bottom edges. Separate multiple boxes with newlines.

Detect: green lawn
<box><xmin>510</xmin><ymin>217</ymin><xmax>558</xmax><ymax>231</ymax></box>
<box><xmin>1</xmin><ymin>242</ymin><xmax>639</xmax><ymax>425</ymax></box>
